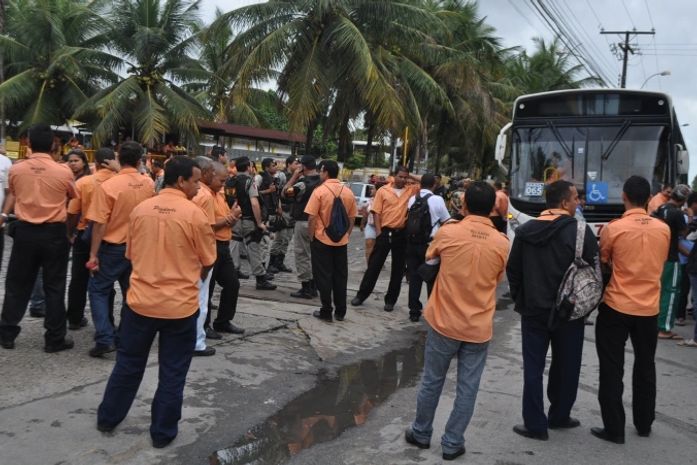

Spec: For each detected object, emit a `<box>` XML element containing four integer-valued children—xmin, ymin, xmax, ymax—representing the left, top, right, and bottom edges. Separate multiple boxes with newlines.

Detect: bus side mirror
<box><xmin>677</xmin><ymin>147</ymin><xmax>689</xmax><ymax>175</ymax></box>
<box><xmin>495</xmin><ymin>123</ymin><xmax>512</xmax><ymax>174</ymax></box>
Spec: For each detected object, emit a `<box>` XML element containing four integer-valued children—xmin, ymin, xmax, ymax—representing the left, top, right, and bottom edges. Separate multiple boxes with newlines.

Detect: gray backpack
<box><xmin>552</xmin><ymin>220</ymin><xmax>602</xmax><ymax>327</ymax></box>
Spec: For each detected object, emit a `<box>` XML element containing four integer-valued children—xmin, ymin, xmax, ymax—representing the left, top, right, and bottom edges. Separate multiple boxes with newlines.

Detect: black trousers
<box><xmin>521</xmin><ymin>314</ymin><xmax>584</xmax><ymax>432</ymax></box>
<box><xmin>67</xmin><ymin>232</ymin><xmax>90</xmax><ymax>325</ymax></box>
<box><xmin>596</xmin><ymin>303</ymin><xmax>657</xmax><ymax>436</ymax></box>
<box><xmin>406</xmin><ymin>242</ymin><xmax>432</xmax><ymax>316</ymax></box>
<box><xmin>356</xmin><ymin>228</ymin><xmax>407</xmax><ymax>305</ymax></box>
<box><xmin>0</xmin><ymin>222</ymin><xmax>70</xmax><ymax>345</ymax></box>
<box><xmin>207</xmin><ymin>241</ymin><xmax>240</xmax><ymax>326</ymax></box>
<box><xmin>677</xmin><ymin>264</ymin><xmax>690</xmax><ymax>320</ymax></box>
<box><xmin>311</xmin><ymin>240</ymin><xmax>348</xmax><ymax>317</ymax></box>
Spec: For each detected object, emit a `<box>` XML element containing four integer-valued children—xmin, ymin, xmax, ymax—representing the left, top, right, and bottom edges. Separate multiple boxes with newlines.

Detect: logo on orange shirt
<box><xmin>153</xmin><ymin>206</ymin><xmax>176</xmax><ymax>214</ymax></box>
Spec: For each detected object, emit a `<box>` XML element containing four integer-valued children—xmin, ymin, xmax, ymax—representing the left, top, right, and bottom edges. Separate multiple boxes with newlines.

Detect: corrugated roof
<box><xmin>198</xmin><ymin>120</ymin><xmax>305</xmax><ymax>144</ymax></box>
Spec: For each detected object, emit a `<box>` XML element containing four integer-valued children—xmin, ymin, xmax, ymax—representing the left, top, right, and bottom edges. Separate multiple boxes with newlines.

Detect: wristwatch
<box><xmin>0</xmin><ymin>213</ymin><xmax>8</xmax><ymax>220</ymax></box>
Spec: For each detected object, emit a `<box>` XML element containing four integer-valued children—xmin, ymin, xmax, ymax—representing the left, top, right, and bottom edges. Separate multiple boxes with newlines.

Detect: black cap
<box><xmin>299</xmin><ymin>155</ymin><xmax>316</xmax><ymax>169</ymax></box>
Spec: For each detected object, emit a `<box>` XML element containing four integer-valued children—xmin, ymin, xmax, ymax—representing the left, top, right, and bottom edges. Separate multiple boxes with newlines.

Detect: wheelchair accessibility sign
<box><xmin>586</xmin><ymin>182</ymin><xmax>608</xmax><ymax>204</ymax></box>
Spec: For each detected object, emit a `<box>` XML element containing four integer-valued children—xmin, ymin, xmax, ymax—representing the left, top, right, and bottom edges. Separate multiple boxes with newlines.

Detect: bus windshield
<box><xmin>509</xmin><ymin>125</ymin><xmax>669</xmax><ymax>205</ymax></box>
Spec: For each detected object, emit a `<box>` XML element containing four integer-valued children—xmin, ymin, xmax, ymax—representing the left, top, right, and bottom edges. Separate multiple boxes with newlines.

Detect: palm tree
<box><xmin>506</xmin><ymin>36</ymin><xmax>601</xmax><ymax>94</ymax></box>
<box><xmin>213</xmin><ymin>0</ymin><xmax>449</xmax><ymax>157</ymax></box>
<box><xmin>76</xmin><ymin>0</ymin><xmax>209</xmax><ymax>146</ymax></box>
<box><xmin>0</xmin><ymin>0</ymin><xmax>119</xmax><ymax>130</ymax></box>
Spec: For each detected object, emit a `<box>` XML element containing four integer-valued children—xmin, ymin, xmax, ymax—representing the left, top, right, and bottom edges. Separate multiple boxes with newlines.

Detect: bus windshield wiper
<box><xmin>602</xmin><ymin>120</ymin><xmax>632</xmax><ymax>160</ymax></box>
<box><xmin>546</xmin><ymin>121</ymin><xmax>573</xmax><ymax>159</ymax></box>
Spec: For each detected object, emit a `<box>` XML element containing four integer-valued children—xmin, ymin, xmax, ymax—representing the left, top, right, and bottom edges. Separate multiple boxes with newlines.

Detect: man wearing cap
<box><xmin>0</xmin><ymin>123</ymin><xmax>76</xmax><ymax>352</ymax></box>
<box><xmin>284</xmin><ymin>156</ymin><xmax>322</xmax><ymax>299</ymax></box>
<box><xmin>267</xmin><ymin>155</ymin><xmax>296</xmax><ymax>274</ymax></box>
<box><xmin>651</xmin><ymin>184</ymin><xmax>690</xmax><ymax>339</ymax></box>
<box><xmin>232</xmin><ymin>156</ymin><xmax>276</xmax><ymax>290</ymax></box>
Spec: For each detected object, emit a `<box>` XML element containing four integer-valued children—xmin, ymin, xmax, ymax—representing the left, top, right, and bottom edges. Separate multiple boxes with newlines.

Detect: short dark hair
<box><xmin>545</xmin><ymin>180</ymin><xmax>575</xmax><ymax>209</ymax></box>
<box><xmin>687</xmin><ymin>192</ymin><xmax>697</xmax><ymax>208</ymax></box>
<box><xmin>494</xmin><ymin>181</ymin><xmax>503</xmax><ymax>190</ymax></box>
<box><xmin>164</xmin><ymin>156</ymin><xmax>199</xmax><ymax>187</ymax></box>
<box><xmin>119</xmin><ymin>141</ymin><xmax>143</xmax><ymax>167</ymax></box>
<box><xmin>623</xmin><ymin>175</ymin><xmax>651</xmax><ymax>206</ymax></box>
<box><xmin>152</xmin><ymin>159</ymin><xmax>164</xmax><ymax>169</ymax></box>
<box><xmin>286</xmin><ymin>155</ymin><xmax>297</xmax><ymax>167</ymax></box>
<box><xmin>28</xmin><ymin>123</ymin><xmax>54</xmax><ymax>153</ymax></box>
<box><xmin>420</xmin><ymin>174</ymin><xmax>436</xmax><ymax>189</ymax></box>
<box><xmin>261</xmin><ymin>157</ymin><xmax>275</xmax><ymax>169</ymax></box>
<box><xmin>235</xmin><ymin>156</ymin><xmax>250</xmax><ymax>172</ymax></box>
<box><xmin>210</xmin><ymin>146</ymin><xmax>226</xmax><ymax>159</ymax></box>
<box><xmin>465</xmin><ymin>181</ymin><xmax>496</xmax><ymax>216</ymax></box>
<box><xmin>94</xmin><ymin>147</ymin><xmax>115</xmax><ymax>165</ymax></box>
<box><xmin>395</xmin><ymin>165</ymin><xmax>409</xmax><ymax>175</ymax></box>
<box><xmin>320</xmin><ymin>160</ymin><xmax>339</xmax><ymax>178</ymax></box>
<box><xmin>300</xmin><ymin>155</ymin><xmax>316</xmax><ymax>169</ymax></box>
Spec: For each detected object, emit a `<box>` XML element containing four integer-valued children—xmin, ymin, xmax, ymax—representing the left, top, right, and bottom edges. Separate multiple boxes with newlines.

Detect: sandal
<box><xmin>677</xmin><ymin>339</ymin><xmax>697</xmax><ymax>347</ymax></box>
<box><xmin>675</xmin><ymin>318</ymin><xmax>686</xmax><ymax>326</ymax></box>
<box><xmin>658</xmin><ymin>332</ymin><xmax>683</xmax><ymax>340</ymax></box>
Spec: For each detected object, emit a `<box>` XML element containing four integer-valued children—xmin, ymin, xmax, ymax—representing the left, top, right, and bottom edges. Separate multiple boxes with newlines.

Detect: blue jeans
<box><xmin>88</xmin><ymin>244</ymin><xmax>131</xmax><ymax>347</ymax></box>
<box><xmin>689</xmin><ymin>274</ymin><xmax>697</xmax><ymax>340</ymax></box>
<box><xmin>97</xmin><ymin>305</ymin><xmax>197</xmax><ymax>444</ymax></box>
<box><xmin>411</xmin><ymin>327</ymin><xmax>488</xmax><ymax>454</ymax></box>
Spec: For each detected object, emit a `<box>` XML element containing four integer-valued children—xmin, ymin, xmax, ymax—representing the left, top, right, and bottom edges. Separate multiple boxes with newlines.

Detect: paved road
<box><xmin>0</xmin><ymin>231</ymin><xmax>696</xmax><ymax>465</ymax></box>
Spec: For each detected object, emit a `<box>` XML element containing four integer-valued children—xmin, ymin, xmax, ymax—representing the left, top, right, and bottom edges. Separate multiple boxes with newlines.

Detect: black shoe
<box><xmin>443</xmin><ymin>447</ymin><xmax>466</xmax><ymax>461</ymax></box>
<box><xmin>69</xmin><ymin>317</ymin><xmax>89</xmax><ymax>330</ymax></box>
<box><xmin>351</xmin><ymin>297</ymin><xmax>364</xmax><ymax>307</ymax></box>
<box><xmin>97</xmin><ymin>423</ymin><xmax>116</xmax><ymax>433</ymax></box>
<box><xmin>205</xmin><ymin>326</ymin><xmax>222</xmax><ymax>340</ymax></box>
<box><xmin>1</xmin><ymin>338</ymin><xmax>15</xmax><ymax>350</ymax></box>
<box><xmin>193</xmin><ymin>347</ymin><xmax>216</xmax><ymax>357</ymax></box>
<box><xmin>404</xmin><ymin>428</ymin><xmax>430</xmax><ymax>449</ymax></box>
<box><xmin>256</xmin><ymin>279</ymin><xmax>277</xmax><ymax>290</ymax></box>
<box><xmin>409</xmin><ymin>311</ymin><xmax>421</xmax><ymax>322</ymax></box>
<box><xmin>291</xmin><ymin>281</ymin><xmax>314</xmax><ymax>299</ymax></box>
<box><xmin>213</xmin><ymin>322</ymin><xmax>245</xmax><ymax>334</ymax></box>
<box><xmin>384</xmin><ymin>303</ymin><xmax>395</xmax><ymax>312</ymax></box>
<box><xmin>264</xmin><ymin>273</ymin><xmax>275</xmax><ymax>281</ymax></box>
<box><xmin>335</xmin><ymin>313</ymin><xmax>345</xmax><ymax>322</ymax></box>
<box><xmin>237</xmin><ymin>270</ymin><xmax>250</xmax><ymax>280</ymax></box>
<box><xmin>278</xmin><ymin>263</ymin><xmax>293</xmax><ymax>273</ymax></box>
<box><xmin>45</xmin><ymin>337</ymin><xmax>75</xmax><ymax>353</ymax></box>
<box><xmin>308</xmin><ymin>280</ymin><xmax>318</xmax><ymax>297</ymax></box>
<box><xmin>590</xmin><ymin>427</ymin><xmax>625</xmax><ymax>444</ymax></box>
<box><xmin>637</xmin><ymin>428</ymin><xmax>651</xmax><ymax>438</ymax></box>
<box><xmin>267</xmin><ymin>264</ymin><xmax>280</xmax><ymax>274</ymax></box>
<box><xmin>549</xmin><ymin>417</ymin><xmax>581</xmax><ymax>429</ymax></box>
<box><xmin>512</xmin><ymin>424</ymin><xmax>548</xmax><ymax>441</ymax></box>
<box><xmin>89</xmin><ymin>344</ymin><xmax>116</xmax><ymax>358</ymax></box>
<box><xmin>312</xmin><ymin>310</ymin><xmax>333</xmax><ymax>322</ymax></box>
<box><xmin>152</xmin><ymin>436</ymin><xmax>175</xmax><ymax>448</ymax></box>
<box><xmin>29</xmin><ymin>308</ymin><xmax>46</xmax><ymax>318</ymax></box>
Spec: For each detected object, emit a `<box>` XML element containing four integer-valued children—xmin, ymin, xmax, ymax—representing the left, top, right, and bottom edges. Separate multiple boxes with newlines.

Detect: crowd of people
<box><xmin>0</xmin><ymin>123</ymin><xmax>695</xmax><ymax>455</ymax></box>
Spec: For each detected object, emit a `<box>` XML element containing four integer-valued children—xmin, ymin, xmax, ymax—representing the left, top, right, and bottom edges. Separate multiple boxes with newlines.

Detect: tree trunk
<box><xmin>337</xmin><ymin>112</ymin><xmax>351</xmax><ymax>162</ymax></box>
<box><xmin>305</xmin><ymin>119</ymin><xmax>318</xmax><ymax>157</ymax></box>
<box><xmin>365</xmin><ymin>112</ymin><xmax>375</xmax><ymax>166</ymax></box>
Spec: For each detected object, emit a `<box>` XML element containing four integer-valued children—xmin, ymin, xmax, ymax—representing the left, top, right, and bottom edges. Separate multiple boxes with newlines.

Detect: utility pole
<box><xmin>601</xmin><ymin>28</ymin><xmax>655</xmax><ymax>88</ymax></box>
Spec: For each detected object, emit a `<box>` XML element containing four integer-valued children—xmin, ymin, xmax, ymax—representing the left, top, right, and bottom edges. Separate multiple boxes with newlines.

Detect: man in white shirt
<box><xmin>0</xmin><ymin>144</ymin><xmax>13</xmax><ymax>266</ymax></box>
<box><xmin>406</xmin><ymin>174</ymin><xmax>451</xmax><ymax>322</ymax></box>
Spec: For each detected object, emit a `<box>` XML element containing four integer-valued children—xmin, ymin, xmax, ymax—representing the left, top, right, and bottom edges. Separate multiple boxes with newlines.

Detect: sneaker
<box><xmin>45</xmin><ymin>337</ymin><xmax>75</xmax><ymax>353</ymax></box>
<box><xmin>88</xmin><ymin>344</ymin><xmax>116</xmax><ymax>358</ymax></box>
<box><xmin>677</xmin><ymin>339</ymin><xmax>697</xmax><ymax>347</ymax></box>
<box><xmin>443</xmin><ymin>447</ymin><xmax>466</xmax><ymax>461</ymax></box>
<box><xmin>404</xmin><ymin>428</ymin><xmax>430</xmax><ymax>449</ymax></box>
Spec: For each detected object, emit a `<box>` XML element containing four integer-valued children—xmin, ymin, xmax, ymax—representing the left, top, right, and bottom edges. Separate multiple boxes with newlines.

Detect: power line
<box><xmin>621</xmin><ymin>0</ymin><xmax>636</xmax><ymax>27</ymax></box>
<box><xmin>642</xmin><ymin>0</ymin><xmax>662</xmax><ymax>90</ymax></box>
<box><xmin>506</xmin><ymin>0</ymin><xmax>537</xmax><ymax>30</ymax></box>
<box><xmin>600</xmin><ymin>29</ymin><xmax>655</xmax><ymax>88</ymax></box>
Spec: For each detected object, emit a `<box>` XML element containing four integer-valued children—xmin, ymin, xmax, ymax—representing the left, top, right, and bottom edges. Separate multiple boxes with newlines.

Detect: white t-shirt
<box><xmin>0</xmin><ymin>154</ymin><xmax>13</xmax><ymax>210</ymax></box>
<box><xmin>407</xmin><ymin>188</ymin><xmax>451</xmax><ymax>237</ymax></box>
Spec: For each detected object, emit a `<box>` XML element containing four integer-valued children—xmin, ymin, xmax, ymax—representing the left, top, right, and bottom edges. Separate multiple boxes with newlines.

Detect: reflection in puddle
<box><xmin>210</xmin><ymin>335</ymin><xmax>426</xmax><ymax>465</ymax></box>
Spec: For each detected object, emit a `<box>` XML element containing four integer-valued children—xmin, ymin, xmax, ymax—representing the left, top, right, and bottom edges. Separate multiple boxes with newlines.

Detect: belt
<box><xmin>216</xmin><ymin>240</ymin><xmax>230</xmax><ymax>246</ymax></box>
<box><xmin>102</xmin><ymin>240</ymin><xmax>126</xmax><ymax>247</ymax></box>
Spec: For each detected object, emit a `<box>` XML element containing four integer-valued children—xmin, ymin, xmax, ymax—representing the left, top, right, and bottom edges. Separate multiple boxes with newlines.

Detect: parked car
<box><xmin>349</xmin><ymin>182</ymin><xmax>374</xmax><ymax>219</ymax></box>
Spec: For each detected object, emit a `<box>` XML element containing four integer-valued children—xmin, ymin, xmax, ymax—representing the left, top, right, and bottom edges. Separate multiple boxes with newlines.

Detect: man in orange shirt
<box><xmin>97</xmin><ymin>156</ymin><xmax>216</xmax><ymax>449</ymax></box>
<box><xmin>489</xmin><ymin>181</ymin><xmax>509</xmax><ymax>233</ymax></box>
<box><xmin>86</xmin><ymin>142</ymin><xmax>154</xmax><ymax>357</ymax></box>
<box><xmin>405</xmin><ymin>182</ymin><xmax>508</xmax><ymax>461</ymax></box>
<box><xmin>0</xmin><ymin>124</ymin><xmax>75</xmax><ymax>352</ymax></box>
<box><xmin>207</xmin><ymin>162</ymin><xmax>244</xmax><ymax>334</ymax></box>
<box><xmin>507</xmin><ymin>180</ymin><xmax>599</xmax><ymax>441</ymax></box>
<box><xmin>66</xmin><ymin>147</ymin><xmax>118</xmax><ymax>330</ymax></box>
<box><xmin>305</xmin><ymin>160</ymin><xmax>357</xmax><ymax>322</ymax></box>
<box><xmin>591</xmin><ymin>176</ymin><xmax>670</xmax><ymax>444</ymax></box>
<box><xmin>647</xmin><ymin>183</ymin><xmax>672</xmax><ymax>214</ymax></box>
<box><xmin>351</xmin><ymin>166</ymin><xmax>420</xmax><ymax>311</ymax></box>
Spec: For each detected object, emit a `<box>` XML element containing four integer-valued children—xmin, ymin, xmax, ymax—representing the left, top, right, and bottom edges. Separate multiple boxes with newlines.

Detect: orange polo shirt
<box><xmin>67</xmin><ymin>169</ymin><xmax>116</xmax><ymax>230</ymax></box>
<box><xmin>490</xmin><ymin>190</ymin><xmax>509</xmax><ymax>217</ymax></box>
<box><xmin>213</xmin><ymin>190</ymin><xmax>232</xmax><ymax>242</ymax></box>
<box><xmin>371</xmin><ymin>183</ymin><xmax>420</xmax><ymax>229</ymax></box>
<box><xmin>192</xmin><ymin>183</ymin><xmax>216</xmax><ymax>226</ymax></box>
<box><xmin>304</xmin><ymin>179</ymin><xmax>357</xmax><ymax>246</ymax></box>
<box><xmin>9</xmin><ymin>153</ymin><xmax>75</xmax><ymax>223</ymax></box>
<box><xmin>600</xmin><ymin>208</ymin><xmax>670</xmax><ymax>316</ymax></box>
<box><xmin>126</xmin><ymin>188</ymin><xmax>217</xmax><ymax>319</ymax></box>
<box><xmin>86</xmin><ymin>167</ymin><xmax>154</xmax><ymax>244</ymax></box>
<box><xmin>647</xmin><ymin>192</ymin><xmax>669</xmax><ymax>214</ymax></box>
<box><xmin>424</xmin><ymin>215</ymin><xmax>509</xmax><ymax>343</ymax></box>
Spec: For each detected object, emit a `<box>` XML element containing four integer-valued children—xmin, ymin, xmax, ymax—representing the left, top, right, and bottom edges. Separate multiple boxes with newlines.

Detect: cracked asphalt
<box><xmin>1</xmin><ymin>232</ymin><xmax>696</xmax><ymax>465</ymax></box>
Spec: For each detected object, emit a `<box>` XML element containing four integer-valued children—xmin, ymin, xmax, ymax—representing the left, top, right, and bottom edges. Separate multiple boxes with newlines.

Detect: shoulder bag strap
<box><xmin>575</xmin><ymin>219</ymin><xmax>586</xmax><ymax>260</ymax></box>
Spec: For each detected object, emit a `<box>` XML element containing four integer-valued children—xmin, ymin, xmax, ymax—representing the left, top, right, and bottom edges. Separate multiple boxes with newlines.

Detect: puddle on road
<box><xmin>210</xmin><ymin>334</ymin><xmax>426</xmax><ymax>465</ymax></box>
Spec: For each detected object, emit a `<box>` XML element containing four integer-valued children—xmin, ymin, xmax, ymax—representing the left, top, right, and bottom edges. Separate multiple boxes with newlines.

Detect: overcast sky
<box><xmin>200</xmin><ymin>0</ymin><xmax>697</xmax><ymax>180</ymax></box>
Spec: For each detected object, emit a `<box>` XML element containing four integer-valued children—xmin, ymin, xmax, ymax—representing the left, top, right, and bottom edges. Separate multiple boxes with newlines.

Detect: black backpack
<box><xmin>323</xmin><ymin>185</ymin><xmax>350</xmax><ymax>242</ymax></box>
<box><xmin>406</xmin><ymin>193</ymin><xmax>433</xmax><ymax>243</ymax></box>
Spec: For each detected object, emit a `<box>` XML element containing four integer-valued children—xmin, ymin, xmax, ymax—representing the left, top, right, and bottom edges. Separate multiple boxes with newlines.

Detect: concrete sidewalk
<box><xmin>1</xmin><ymin>233</ymin><xmax>697</xmax><ymax>465</ymax></box>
